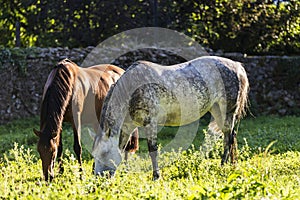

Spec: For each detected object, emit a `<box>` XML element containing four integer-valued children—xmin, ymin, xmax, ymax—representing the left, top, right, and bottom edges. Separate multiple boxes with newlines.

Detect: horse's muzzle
<box><xmin>95</xmin><ymin>167</ymin><xmax>115</xmax><ymax>178</ymax></box>
<box><xmin>101</xmin><ymin>169</ymin><xmax>115</xmax><ymax>178</ymax></box>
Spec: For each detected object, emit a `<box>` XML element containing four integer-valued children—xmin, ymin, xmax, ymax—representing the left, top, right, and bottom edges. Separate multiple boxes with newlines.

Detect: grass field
<box><xmin>0</xmin><ymin>115</ymin><xmax>299</xmax><ymax>199</ymax></box>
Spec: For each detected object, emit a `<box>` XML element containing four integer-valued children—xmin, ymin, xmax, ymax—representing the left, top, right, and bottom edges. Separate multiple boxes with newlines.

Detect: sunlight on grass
<box><xmin>0</xmin><ymin>116</ymin><xmax>299</xmax><ymax>199</ymax></box>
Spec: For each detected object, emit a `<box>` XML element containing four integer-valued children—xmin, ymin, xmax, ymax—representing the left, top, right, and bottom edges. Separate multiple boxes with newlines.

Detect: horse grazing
<box><xmin>33</xmin><ymin>58</ymin><xmax>138</xmax><ymax>181</ymax></box>
<box><xmin>92</xmin><ymin>56</ymin><xmax>249</xmax><ymax>180</ymax></box>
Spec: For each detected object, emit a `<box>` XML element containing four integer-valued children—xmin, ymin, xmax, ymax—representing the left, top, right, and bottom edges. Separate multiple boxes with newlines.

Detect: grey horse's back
<box><xmin>198</xmin><ymin>56</ymin><xmax>249</xmax><ymax>118</ymax></box>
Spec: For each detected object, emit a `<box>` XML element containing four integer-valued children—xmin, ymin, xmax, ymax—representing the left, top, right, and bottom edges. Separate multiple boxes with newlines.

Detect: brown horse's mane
<box><xmin>40</xmin><ymin>59</ymin><xmax>76</xmax><ymax>138</ymax></box>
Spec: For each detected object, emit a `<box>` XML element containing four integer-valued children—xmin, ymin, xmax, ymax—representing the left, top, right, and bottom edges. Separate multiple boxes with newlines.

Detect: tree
<box><xmin>0</xmin><ymin>0</ymin><xmax>299</xmax><ymax>55</ymax></box>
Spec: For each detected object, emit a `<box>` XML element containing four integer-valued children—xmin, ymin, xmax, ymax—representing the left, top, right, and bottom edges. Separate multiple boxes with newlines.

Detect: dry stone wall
<box><xmin>0</xmin><ymin>47</ymin><xmax>299</xmax><ymax>124</ymax></box>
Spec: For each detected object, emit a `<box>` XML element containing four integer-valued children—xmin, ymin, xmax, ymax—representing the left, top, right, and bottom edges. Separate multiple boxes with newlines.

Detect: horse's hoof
<box><xmin>152</xmin><ymin>171</ymin><xmax>160</xmax><ymax>181</ymax></box>
<box><xmin>221</xmin><ymin>151</ymin><xmax>229</xmax><ymax>166</ymax></box>
<box><xmin>221</xmin><ymin>158</ymin><xmax>227</xmax><ymax>166</ymax></box>
<box><xmin>58</xmin><ymin>167</ymin><xmax>64</xmax><ymax>174</ymax></box>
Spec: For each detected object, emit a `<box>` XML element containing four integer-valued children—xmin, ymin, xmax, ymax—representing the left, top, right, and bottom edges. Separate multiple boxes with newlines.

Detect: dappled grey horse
<box><xmin>92</xmin><ymin>56</ymin><xmax>249</xmax><ymax>180</ymax></box>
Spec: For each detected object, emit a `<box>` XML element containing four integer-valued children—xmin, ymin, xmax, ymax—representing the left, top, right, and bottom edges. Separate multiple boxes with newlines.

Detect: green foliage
<box><xmin>0</xmin><ymin>0</ymin><xmax>299</xmax><ymax>54</ymax></box>
<box><xmin>238</xmin><ymin>116</ymin><xmax>300</xmax><ymax>153</ymax></box>
<box><xmin>185</xmin><ymin>0</ymin><xmax>300</xmax><ymax>54</ymax></box>
<box><xmin>0</xmin><ymin>117</ymin><xmax>39</xmax><ymax>156</ymax></box>
<box><xmin>0</xmin><ymin>116</ymin><xmax>300</xmax><ymax>198</ymax></box>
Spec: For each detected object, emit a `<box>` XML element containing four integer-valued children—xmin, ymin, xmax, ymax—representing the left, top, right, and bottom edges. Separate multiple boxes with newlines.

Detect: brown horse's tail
<box><xmin>124</xmin><ymin>128</ymin><xmax>139</xmax><ymax>153</ymax></box>
<box><xmin>235</xmin><ymin>63</ymin><xmax>250</xmax><ymax>121</ymax></box>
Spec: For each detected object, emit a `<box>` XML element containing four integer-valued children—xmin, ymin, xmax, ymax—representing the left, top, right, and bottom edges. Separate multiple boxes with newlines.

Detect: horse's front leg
<box><xmin>147</xmin><ymin>138</ymin><xmax>159</xmax><ymax>180</ymax></box>
<box><xmin>145</xmin><ymin>124</ymin><xmax>159</xmax><ymax>180</ymax></box>
<box><xmin>57</xmin><ymin>133</ymin><xmax>64</xmax><ymax>174</ymax></box>
<box><xmin>72</xmin><ymin>112</ymin><xmax>83</xmax><ymax>171</ymax></box>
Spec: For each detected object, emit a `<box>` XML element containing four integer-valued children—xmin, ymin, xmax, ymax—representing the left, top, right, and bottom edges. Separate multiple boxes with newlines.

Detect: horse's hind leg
<box><xmin>206</xmin><ymin>103</ymin><xmax>226</xmax><ymax>152</ymax></box>
<box><xmin>210</xmin><ymin>103</ymin><xmax>237</xmax><ymax>165</ymax></box>
<box><xmin>221</xmin><ymin>113</ymin><xmax>237</xmax><ymax>165</ymax></box>
<box><xmin>201</xmin><ymin>119</ymin><xmax>223</xmax><ymax>157</ymax></box>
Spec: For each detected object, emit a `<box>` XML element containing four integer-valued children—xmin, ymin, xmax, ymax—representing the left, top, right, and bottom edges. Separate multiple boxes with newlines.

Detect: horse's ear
<box><xmin>33</xmin><ymin>128</ymin><xmax>41</xmax><ymax>137</ymax></box>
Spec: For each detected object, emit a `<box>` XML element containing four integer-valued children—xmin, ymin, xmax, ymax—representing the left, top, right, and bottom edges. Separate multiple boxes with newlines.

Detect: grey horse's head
<box><xmin>92</xmin><ymin>121</ymin><xmax>122</xmax><ymax>176</ymax></box>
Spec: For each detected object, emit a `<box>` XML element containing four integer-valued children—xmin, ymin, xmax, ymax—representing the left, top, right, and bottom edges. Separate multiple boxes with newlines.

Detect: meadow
<box><xmin>0</xmin><ymin>115</ymin><xmax>299</xmax><ymax>199</ymax></box>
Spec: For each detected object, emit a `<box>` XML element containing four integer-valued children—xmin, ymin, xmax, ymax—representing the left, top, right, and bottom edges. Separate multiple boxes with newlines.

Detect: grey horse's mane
<box><xmin>99</xmin><ymin>83</ymin><xmax>116</xmax><ymax>135</ymax></box>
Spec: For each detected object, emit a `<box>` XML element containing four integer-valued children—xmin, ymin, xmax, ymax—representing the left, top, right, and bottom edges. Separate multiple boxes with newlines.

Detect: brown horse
<box><xmin>33</xmin><ymin>58</ymin><xmax>138</xmax><ymax>181</ymax></box>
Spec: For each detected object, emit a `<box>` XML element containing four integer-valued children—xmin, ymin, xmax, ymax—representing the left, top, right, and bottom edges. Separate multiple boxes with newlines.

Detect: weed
<box><xmin>0</xmin><ymin>116</ymin><xmax>299</xmax><ymax>199</ymax></box>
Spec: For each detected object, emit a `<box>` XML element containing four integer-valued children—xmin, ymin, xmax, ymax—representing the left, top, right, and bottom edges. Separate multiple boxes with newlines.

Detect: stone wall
<box><xmin>0</xmin><ymin>47</ymin><xmax>299</xmax><ymax>124</ymax></box>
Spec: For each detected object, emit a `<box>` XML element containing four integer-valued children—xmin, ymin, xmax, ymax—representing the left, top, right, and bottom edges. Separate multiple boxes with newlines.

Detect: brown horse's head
<box><xmin>34</xmin><ymin>129</ymin><xmax>60</xmax><ymax>181</ymax></box>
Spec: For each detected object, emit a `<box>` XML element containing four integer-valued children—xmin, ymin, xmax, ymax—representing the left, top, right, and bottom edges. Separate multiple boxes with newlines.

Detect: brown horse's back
<box><xmin>85</xmin><ymin>64</ymin><xmax>124</xmax><ymax>123</ymax></box>
<box><xmin>65</xmin><ymin>64</ymin><xmax>124</xmax><ymax>126</ymax></box>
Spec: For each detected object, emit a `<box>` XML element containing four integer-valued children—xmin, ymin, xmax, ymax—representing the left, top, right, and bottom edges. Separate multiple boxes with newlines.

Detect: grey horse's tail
<box><xmin>235</xmin><ymin>63</ymin><xmax>250</xmax><ymax>121</ymax></box>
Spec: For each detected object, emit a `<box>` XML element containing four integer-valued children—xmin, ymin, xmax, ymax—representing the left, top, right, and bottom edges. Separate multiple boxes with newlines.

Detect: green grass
<box><xmin>0</xmin><ymin>116</ymin><xmax>300</xmax><ymax>199</ymax></box>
